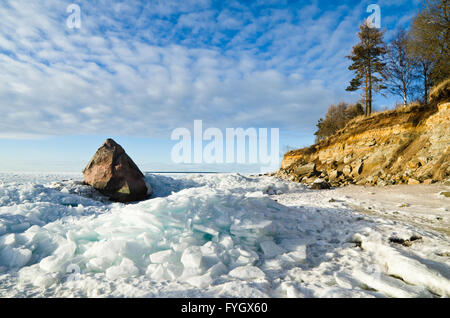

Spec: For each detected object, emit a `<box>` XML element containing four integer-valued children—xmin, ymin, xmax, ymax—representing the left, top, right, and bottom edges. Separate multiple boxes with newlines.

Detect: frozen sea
<box><xmin>0</xmin><ymin>172</ymin><xmax>449</xmax><ymax>298</ymax></box>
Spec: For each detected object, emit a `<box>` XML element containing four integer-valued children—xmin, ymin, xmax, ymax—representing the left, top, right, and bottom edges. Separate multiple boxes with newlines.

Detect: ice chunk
<box><xmin>34</xmin><ymin>272</ymin><xmax>58</xmax><ymax>288</ymax></box>
<box><xmin>229</xmin><ymin>265</ymin><xmax>266</xmax><ymax>280</ymax></box>
<box><xmin>39</xmin><ymin>240</ymin><xmax>76</xmax><ymax>272</ymax></box>
<box><xmin>181</xmin><ymin>246</ymin><xmax>203</xmax><ymax>269</ymax></box>
<box><xmin>260</xmin><ymin>241</ymin><xmax>284</xmax><ymax>258</ymax></box>
<box><xmin>146</xmin><ymin>263</ymin><xmax>166</xmax><ymax>281</ymax></box>
<box><xmin>149</xmin><ymin>249</ymin><xmax>175</xmax><ymax>264</ymax></box>
<box><xmin>207</xmin><ymin>262</ymin><xmax>228</xmax><ymax>278</ymax></box>
<box><xmin>11</xmin><ymin>223</ymin><xmax>30</xmax><ymax>233</ymax></box>
<box><xmin>165</xmin><ymin>263</ymin><xmax>183</xmax><ymax>280</ymax></box>
<box><xmin>219</xmin><ymin>235</ymin><xmax>234</xmax><ymax>249</ymax></box>
<box><xmin>284</xmin><ymin>245</ymin><xmax>307</xmax><ymax>263</ymax></box>
<box><xmin>199</xmin><ymin>243</ymin><xmax>221</xmax><ymax>269</ymax></box>
<box><xmin>193</xmin><ymin>224</ymin><xmax>219</xmax><ymax>240</ymax></box>
<box><xmin>186</xmin><ymin>273</ymin><xmax>213</xmax><ymax>288</ymax></box>
<box><xmin>0</xmin><ymin>224</ymin><xmax>6</xmax><ymax>235</ymax></box>
<box><xmin>86</xmin><ymin>257</ymin><xmax>112</xmax><ymax>272</ymax></box>
<box><xmin>18</xmin><ymin>264</ymin><xmax>57</xmax><ymax>288</ymax></box>
<box><xmin>364</xmin><ymin>241</ymin><xmax>450</xmax><ymax>297</ymax></box>
<box><xmin>0</xmin><ymin>246</ymin><xmax>32</xmax><ymax>268</ymax></box>
<box><xmin>230</xmin><ymin>247</ymin><xmax>259</xmax><ymax>267</ymax></box>
<box><xmin>230</xmin><ymin>219</ymin><xmax>275</xmax><ymax>240</ymax></box>
<box><xmin>39</xmin><ymin>255</ymin><xmax>66</xmax><ymax>273</ymax></box>
<box><xmin>352</xmin><ymin>269</ymin><xmax>433</xmax><ymax>298</ymax></box>
<box><xmin>105</xmin><ymin>258</ymin><xmax>139</xmax><ymax>280</ymax></box>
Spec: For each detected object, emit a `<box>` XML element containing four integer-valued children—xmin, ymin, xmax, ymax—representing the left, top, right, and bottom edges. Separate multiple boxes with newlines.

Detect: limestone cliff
<box><xmin>277</xmin><ymin>101</ymin><xmax>450</xmax><ymax>186</ymax></box>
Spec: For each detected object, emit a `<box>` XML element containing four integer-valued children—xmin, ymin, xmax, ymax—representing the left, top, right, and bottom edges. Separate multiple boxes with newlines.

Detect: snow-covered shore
<box><xmin>0</xmin><ymin>172</ymin><xmax>448</xmax><ymax>297</ymax></box>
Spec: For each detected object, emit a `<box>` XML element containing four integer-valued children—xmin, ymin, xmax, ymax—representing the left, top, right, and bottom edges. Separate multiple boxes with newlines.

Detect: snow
<box><xmin>0</xmin><ymin>172</ymin><xmax>449</xmax><ymax>298</ymax></box>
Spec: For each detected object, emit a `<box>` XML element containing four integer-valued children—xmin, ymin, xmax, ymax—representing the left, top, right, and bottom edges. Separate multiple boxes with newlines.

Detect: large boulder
<box><xmin>83</xmin><ymin>139</ymin><xmax>151</xmax><ymax>202</ymax></box>
<box><xmin>294</xmin><ymin>163</ymin><xmax>316</xmax><ymax>177</ymax></box>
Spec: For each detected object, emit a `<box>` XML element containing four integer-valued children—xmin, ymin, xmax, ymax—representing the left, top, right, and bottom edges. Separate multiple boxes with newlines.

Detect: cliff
<box><xmin>277</xmin><ymin>101</ymin><xmax>450</xmax><ymax>186</ymax></box>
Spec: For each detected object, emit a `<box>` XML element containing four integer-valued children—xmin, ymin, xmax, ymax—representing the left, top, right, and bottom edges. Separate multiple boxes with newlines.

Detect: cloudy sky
<box><xmin>0</xmin><ymin>0</ymin><xmax>422</xmax><ymax>172</ymax></box>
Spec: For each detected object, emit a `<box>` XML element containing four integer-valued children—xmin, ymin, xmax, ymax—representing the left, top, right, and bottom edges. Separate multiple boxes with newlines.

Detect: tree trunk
<box><xmin>423</xmin><ymin>65</ymin><xmax>429</xmax><ymax>104</ymax></box>
<box><xmin>368</xmin><ymin>60</ymin><xmax>372</xmax><ymax>115</ymax></box>
<box><xmin>400</xmin><ymin>56</ymin><xmax>407</xmax><ymax>106</ymax></box>
<box><xmin>364</xmin><ymin>67</ymin><xmax>369</xmax><ymax>116</ymax></box>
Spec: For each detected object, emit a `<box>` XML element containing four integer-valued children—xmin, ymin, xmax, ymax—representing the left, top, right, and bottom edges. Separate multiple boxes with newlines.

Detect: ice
<box><xmin>0</xmin><ymin>224</ymin><xmax>6</xmax><ymax>235</ymax></box>
<box><xmin>193</xmin><ymin>224</ymin><xmax>219</xmax><ymax>240</ymax></box>
<box><xmin>0</xmin><ymin>172</ymin><xmax>449</xmax><ymax>298</ymax></box>
<box><xmin>260</xmin><ymin>241</ymin><xmax>284</xmax><ymax>258</ymax></box>
<box><xmin>186</xmin><ymin>273</ymin><xmax>213</xmax><ymax>288</ymax></box>
<box><xmin>181</xmin><ymin>246</ymin><xmax>204</xmax><ymax>269</ymax></box>
<box><xmin>352</xmin><ymin>269</ymin><xmax>433</xmax><ymax>298</ymax></box>
<box><xmin>284</xmin><ymin>247</ymin><xmax>307</xmax><ymax>263</ymax></box>
<box><xmin>362</xmin><ymin>241</ymin><xmax>450</xmax><ymax>297</ymax></box>
<box><xmin>229</xmin><ymin>265</ymin><xmax>266</xmax><ymax>280</ymax></box>
<box><xmin>106</xmin><ymin>258</ymin><xmax>140</xmax><ymax>280</ymax></box>
<box><xmin>146</xmin><ymin>264</ymin><xmax>165</xmax><ymax>280</ymax></box>
<box><xmin>149</xmin><ymin>250</ymin><xmax>175</xmax><ymax>264</ymax></box>
<box><xmin>0</xmin><ymin>246</ymin><xmax>32</xmax><ymax>268</ymax></box>
<box><xmin>208</xmin><ymin>262</ymin><xmax>227</xmax><ymax>278</ymax></box>
<box><xmin>219</xmin><ymin>235</ymin><xmax>234</xmax><ymax>249</ymax></box>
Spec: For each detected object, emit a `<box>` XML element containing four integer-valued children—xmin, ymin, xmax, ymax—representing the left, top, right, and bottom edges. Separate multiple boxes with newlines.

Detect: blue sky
<box><xmin>0</xmin><ymin>0</ymin><xmax>422</xmax><ymax>172</ymax></box>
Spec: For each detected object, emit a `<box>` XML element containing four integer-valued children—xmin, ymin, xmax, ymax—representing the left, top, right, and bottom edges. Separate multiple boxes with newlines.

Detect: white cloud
<box><xmin>0</xmin><ymin>0</ymin><xmax>419</xmax><ymax>140</ymax></box>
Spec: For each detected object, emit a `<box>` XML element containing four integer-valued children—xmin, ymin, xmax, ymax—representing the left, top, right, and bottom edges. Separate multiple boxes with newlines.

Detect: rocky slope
<box><xmin>277</xmin><ymin>101</ymin><xmax>450</xmax><ymax>187</ymax></box>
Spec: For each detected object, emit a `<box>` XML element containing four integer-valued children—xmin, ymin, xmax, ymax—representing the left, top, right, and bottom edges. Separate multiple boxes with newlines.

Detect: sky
<box><xmin>0</xmin><ymin>0</ymin><xmax>423</xmax><ymax>173</ymax></box>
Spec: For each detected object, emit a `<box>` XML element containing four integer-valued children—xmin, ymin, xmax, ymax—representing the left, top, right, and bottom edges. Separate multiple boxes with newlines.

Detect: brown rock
<box><xmin>304</xmin><ymin>176</ymin><xmax>317</xmax><ymax>185</ymax></box>
<box><xmin>294</xmin><ymin>163</ymin><xmax>316</xmax><ymax>177</ymax></box>
<box><xmin>83</xmin><ymin>139</ymin><xmax>151</xmax><ymax>202</ymax></box>
<box><xmin>407</xmin><ymin>178</ymin><xmax>421</xmax><ymax>185</ymax></box>
<box><xmin>407</xmin><ymin>160</ymin><xmax>422</xmax><ymax>170</ymax></box>
<box><xmin>311</xmin><ymin>179</ymin><xmax>331</xmax><ymax>190</ymax></box>
<box><xmin>328</xmin><ymin>170</ymin><xmax>341</xmax><ymax>181</ymax></box>
<box><xmin>343</xmin><ymin>165</ymin><xmax>352</xmax><ymax>176</ymax></box>
<box><xmin>343</xmin><ymin>155</ymin><xmax>353</xmax><ymax>164</ymax></box>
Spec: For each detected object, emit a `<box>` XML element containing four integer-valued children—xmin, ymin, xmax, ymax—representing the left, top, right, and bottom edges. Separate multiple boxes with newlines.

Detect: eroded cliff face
<box><xmin>277</xmin><ymin>102</ymin><xmax>450</xmax><ymax>186</ymax></box>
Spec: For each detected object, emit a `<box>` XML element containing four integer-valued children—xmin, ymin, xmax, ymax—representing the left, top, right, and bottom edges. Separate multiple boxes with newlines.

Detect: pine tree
<box><xmin>346</xmin><ymin>22</ymin><xmax>387</xmax><ymax>115</ymax></box>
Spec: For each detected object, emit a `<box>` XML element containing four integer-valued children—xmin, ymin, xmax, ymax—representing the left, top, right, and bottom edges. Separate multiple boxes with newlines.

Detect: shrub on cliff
<box><xmin>314</xmin><ymin>102</ymin><xmax>364</xmax><ymax>142</ymax></box>
<box><xmin>429</xmin><ymin>78</ymin><xmax>450</xmax><ymax>104</ymax></box>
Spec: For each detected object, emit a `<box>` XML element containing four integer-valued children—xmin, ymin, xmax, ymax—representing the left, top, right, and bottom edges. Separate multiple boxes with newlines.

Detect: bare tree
<box><xmin>409</xmin><ymin>0</ymin><xmax>449</xmax><ymax>88</ymax></box>
<box><xmin>384</xmin><ymin>29</ymin><xmax>419</xmax><ymax>106</ymax></box>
